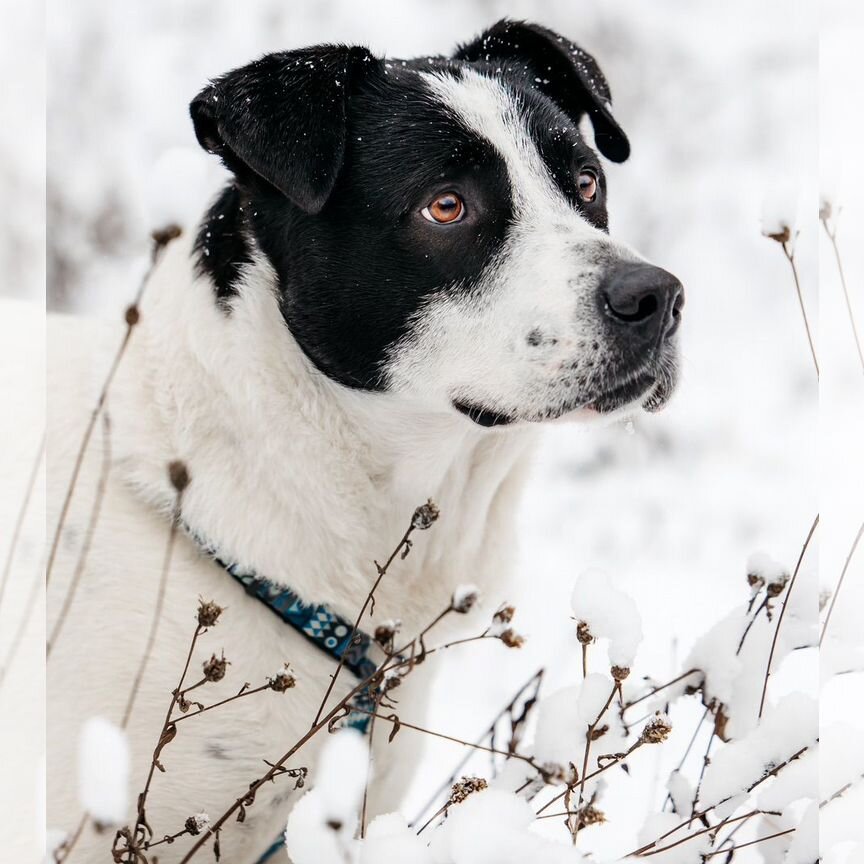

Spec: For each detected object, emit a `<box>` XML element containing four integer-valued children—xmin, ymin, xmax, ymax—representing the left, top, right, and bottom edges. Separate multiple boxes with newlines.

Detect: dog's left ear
<box><xmin>455</xmin><ymin>19</ymin><xmax>630</xmax><ymax>163</ymax></box>
<box><xmin>190</xmin><ymin>45</ymin><xmax>379</xmax><ymax>214</ymax></box>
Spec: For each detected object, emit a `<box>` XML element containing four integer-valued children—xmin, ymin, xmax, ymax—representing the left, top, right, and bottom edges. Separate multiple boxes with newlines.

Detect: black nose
<box><xmin>600</xmin><ymin>262</ymin><xmax>684</xmax><ymax>339</ymax></box>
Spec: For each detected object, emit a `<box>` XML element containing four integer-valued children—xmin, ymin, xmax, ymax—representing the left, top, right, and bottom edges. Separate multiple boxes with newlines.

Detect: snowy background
<box><xmin>2</xmin><ymin>0</ymin><xmax>855</xmax><ymax>860</ymax></box>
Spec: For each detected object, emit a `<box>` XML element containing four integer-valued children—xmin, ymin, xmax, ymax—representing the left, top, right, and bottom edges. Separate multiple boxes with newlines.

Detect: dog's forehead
<box><xmin>410</xmin><ymin>66</ymin><xmax>597</xmax><ymax>217</ymax></box>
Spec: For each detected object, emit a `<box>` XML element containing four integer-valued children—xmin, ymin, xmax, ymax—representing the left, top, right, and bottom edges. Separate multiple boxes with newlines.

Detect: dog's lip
<box><xmin>585</xmin><ymin>372</ymin><xmax>657</xmax><ymax>414</ymax></box>
<box><xmin>453</xmin><ymin>400</ymin><xmax>516</xmax><ymax>428</ymax></box>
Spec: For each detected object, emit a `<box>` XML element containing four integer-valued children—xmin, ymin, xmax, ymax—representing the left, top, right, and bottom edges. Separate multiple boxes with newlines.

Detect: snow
<box><xmin>76</xmin><ymin>716</ymin><xmax>131</xmax><ymax>828</ymax></box>
<box><xmin>699</xmin><ymin>693</ymin><xmax>817</xmax><ymax>808</ymax></box>
<box><xmin>362</xmin><ymin>813</ymin><xmax>435</xmax><ymax>864</ymax></box>
<box><xmin>27</xmin><ymin>1</ymin><xmax>864</xmax><ymax>861</ymax></box>
<box><xmin>570</xmin><ymin>570</ymin><xmax>643</xmax><ymax>668</ymax></box>
<box><xmin>635</xmin><ymin>812</ymin><xmax>710</xmax><ymax>863</ymax></box>
<box><xmin>452</xmin><ymin>584</ymin><xmax>481</xmax><ymax>614</ymax></box>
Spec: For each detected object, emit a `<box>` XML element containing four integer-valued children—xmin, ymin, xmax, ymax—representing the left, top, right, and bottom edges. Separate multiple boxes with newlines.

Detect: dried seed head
<box><xmin>640</xmin><ymin>712</ymin><xmax>673</xmax><ymax>744</ymax></box>
<box><xmin>576</xmin><ymin>621</ymin><xmax>593</xmax><ymax>644</ymax></box>
<box><xmin>197</xmin><ymin>598</ymin><xmax>223</xmax><ymax>628</ymax></box>
<box><xmin>747</xmin><ymin>572</ymin><xmax>765</xmax><ymax>590</ymax></box>
<box><xmin>611</xmin><ymin>665</ymin><xmax>630</xmax><ymax>682</ymax></box>
<box><xmin>124</xmin><ymin>305</ymin><xmax>140</xmax><ymax>327</ymax></box>
<box><xmin>764</xmin><ymin>224</ymin><xmax>791</xmax><ymax>244</ymax></box>
<box><xmin>152</xmin><ymin>223</ymin><xmax>183</xmax><ymax>248</ymax></box>
<box><xmin>184</xmin><ymin>812</ymin><xmax>210</xmax><ymax>836</ymax></box>
<box><xmin>269</xmin><ymin>665</ymin><xmax>297</xmax><ymax>692</ymax></box>
<box><xmin>820</xmin><ymin>199</ymin><xmax>832</xmax><ymax>222</ymax></box>
<box><xmin>766</xmin><ymin>573</ymin><xmax>790</xmax><ymax>597</ymax></box>
<box><xmin>576</xmin><ymin>804</ymin><xmax>606</xmax><ymax>829</ymax></box>
<box><xmin>374</xmin><ymin>620</ymin><xmax>400</xmax><ymax>646</ymax></box>
<box><xmin>499</xmin><ymin>629</ymin><xmax>525</xmax><ymax>649</ymax></box>
<box><xmin>493</xmin><ymin>604</ymin><xmax>515</xmax><ymax>625</ymax></box>
<box><xmin>168</xmin><ymin>460</ymin><xmax>190</xmax><ymax>493</ymax></box>
<box><xmin>202</xmin><ymin>652</ymin><xmax>229</xmax><ymax>682</ymax></box>
<box><xmin>452</xmin><ymin>585</ymin><xmax>480</xmax><ymax>614</ymax></box>
<box><xmin>411</xmin><ymin>499</ymin><xmax>440</xmax><ymax>530</ymax></box>
<box><xmin>449</xmin><ymin>776</ymin><xmax>488</xmax><ymax>805</ymax></box>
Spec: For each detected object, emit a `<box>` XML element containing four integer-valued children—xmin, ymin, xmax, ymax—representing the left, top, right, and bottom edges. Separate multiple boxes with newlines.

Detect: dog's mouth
<box><xmin>453</xmin><ymin>356</ymin><xmax>677</xmax><ymax>427</ymax></box>
<box><xmin>453</xmin><ymin>400</ymin><xmax>515</xmax><ymax>428</ymax></box>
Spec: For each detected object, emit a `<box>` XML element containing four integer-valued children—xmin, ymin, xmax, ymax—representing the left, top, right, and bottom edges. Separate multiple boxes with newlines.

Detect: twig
<box><xmin>172</xmin><ymin>683</ymin><xmax>271</xmax><ymax>724</ymax></box>
<box><xmin>346</xmin><ymin>705</ymin><xmax>545</xmax><ymax>774</ymax></box>
<box><xmin>120</xmin><ymin>473</ymin><xmax>187</xmax><ymax>727</ymax></box>
<box><xmin>0</xmin><ymin>430</ymin><xmax>45</xmax><ymax>618</ymax></box>
<box><xmin>758</xmin><ymin>514</ymin><xmax>819</xmax><ymax>718</ymax></box>
<box><xmin>662</xmin><ymin>706</ymin><xmax>711</xmax><ymax>812</ymax></box>
<box><xmin>45</xmin><ymin>227</ymin><xmax>180</xmax><ymax>586</ymax></box>
<box><xmin>703</xmin><ymin>827</ymin><xmax>795</xmax><ymax>857</ymax></box>
<box><xmin>820</xmin><ymin>518</ymin><xmax>864</xmax><ymax>647</ymax></box>
<box><xmin>47</xmin><ymin>412</ymin><xmax>113</xmax><ymax>657</ymax></box>
<box><xmin>821</xmin><ymin>212</ymin><xmax>864</xmax><ymax>375</ymax></box>
<box><xmin>53</xmin><ymin>813</ymin><xmax>88</xmax><ymax>863</ymax></box>
<box><xmin>410</xmin><ymin>669</ymin><xmax>544</xmax><ymax>828</ymax></box>
<box><xmin>623</xmin><ymin>669</ymin><xmax>700</xmax><ymax>711</ymax></box>
<box><xmin>312</xmin><ymin>502</ymin><xmax>436</xmax><ymax>726</ymax></box>
<box><xmin>781</xmin><ymin>240</ymin><xmax>819</xmax><ymax>377</ymax></box>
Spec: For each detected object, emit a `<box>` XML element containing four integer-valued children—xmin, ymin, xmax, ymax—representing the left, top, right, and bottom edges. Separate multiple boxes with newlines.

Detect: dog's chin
<box><xmin>452</xmin><ymin>366</ymin><xmax>678</xmax><ymax>428</ymax></box>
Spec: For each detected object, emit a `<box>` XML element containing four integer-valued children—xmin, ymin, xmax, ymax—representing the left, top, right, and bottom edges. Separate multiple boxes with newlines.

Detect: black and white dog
<box><xmin>47</xmin><ymin>19</ymin><xmax>682</xmax><ymax>862</ymax></box>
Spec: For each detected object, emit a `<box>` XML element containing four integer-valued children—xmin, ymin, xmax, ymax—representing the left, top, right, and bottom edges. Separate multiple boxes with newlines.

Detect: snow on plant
<box><xmin>77</xmin><ymin>716</ymin><xmax>131</xmax><ymax>829</ymax></box>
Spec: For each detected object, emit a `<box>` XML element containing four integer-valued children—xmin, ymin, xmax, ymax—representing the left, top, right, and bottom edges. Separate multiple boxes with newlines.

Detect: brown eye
<box><xmin>578</xmin><ymin>171</ymin><xmax>598</xmax><ymax>203</ymax></box>
<box><xmin>421</xmin><ymin>192</ymin><xmax>465</xmax><ymax>224</ymax></box>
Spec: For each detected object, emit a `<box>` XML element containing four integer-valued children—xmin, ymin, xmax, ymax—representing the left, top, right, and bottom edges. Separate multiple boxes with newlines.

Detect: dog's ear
<box><xmin>190</xmin><ymin>45</ymin><xmax>379</xmax><ymax>214</ymax></box>
<box><xmin>455</xmin><ymin>19</ymin><xmax>629</xmax><ymax>163</ymax></box>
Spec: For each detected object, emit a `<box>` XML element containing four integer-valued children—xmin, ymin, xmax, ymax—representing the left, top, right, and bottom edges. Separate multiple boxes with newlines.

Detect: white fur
<box><xmin>47</xmin><ymin>71</ymin><xmax>641</xmax><ymax>862</ymax></box>
<box><xmin>386</xmin><ymin>69</ymin><xmax>645</xmax><ymax>422</ymax></box>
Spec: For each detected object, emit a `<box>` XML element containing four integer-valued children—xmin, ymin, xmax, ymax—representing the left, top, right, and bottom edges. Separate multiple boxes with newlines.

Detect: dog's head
<box><xmin>190</xmin><ymin>19</ymin><xmax>683</xmax><ymax>427</ymax></box>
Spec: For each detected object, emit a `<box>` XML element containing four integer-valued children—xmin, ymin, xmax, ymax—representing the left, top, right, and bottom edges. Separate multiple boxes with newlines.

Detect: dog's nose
<box><xmin>600</xmin><ymin>262</ymin><xmax>684</xmax><ymax>340</ymax></box>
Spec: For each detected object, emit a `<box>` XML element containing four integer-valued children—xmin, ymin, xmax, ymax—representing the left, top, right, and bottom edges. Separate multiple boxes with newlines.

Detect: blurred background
<box><xmin>4</xmin><ymin>0</ymin><xmax>863</xmax><ymax>860</ymax></box>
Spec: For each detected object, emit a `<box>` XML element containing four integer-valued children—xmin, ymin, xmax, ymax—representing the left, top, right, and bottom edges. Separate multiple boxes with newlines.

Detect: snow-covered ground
<box><xmin>0</xmin><ymin>0</ymin><xmax>857</xmax><ymax>860</ymax></box>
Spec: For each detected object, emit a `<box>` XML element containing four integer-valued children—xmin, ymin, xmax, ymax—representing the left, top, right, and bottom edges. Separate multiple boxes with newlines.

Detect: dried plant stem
<box><xmin>346</xmin><ymin>705</ymin><xmax>544</xmax><ymax>774</ymax></box>
<box><xmin>635</xmin><ymin>808</ymin><xmax>764</xmax><ymax>858</ymax></box>
<box><xmin>758</xmin><ymin>513</ymin><xmax>819</xmax><ymax>718</ymax></box>
<box><xmin>623</xmin><ymin>668</ymin><xmax>700</xmax><ymax>711</ymax></box>
<box><xmin>820</xmin><ymin>518</ymin><xmax>864</xmax><ymax>647</ymax></box>
<box><xmin>821</xmin><ymin>216</ymin><xmax>864</xmax><ymax>375</ymax></box>
<box><xmin>703</xmin><ymin>828</ymin><xmax>795</xmax><ymax>857</ymax></box>
<box><xmin>782</xmin><ymin>241</ymin><xmax>819</xmax><ymax>377</ymax></box>
<box><xmin>129</xmin><ymin>622</ymin><xmax>205</xmax><ymax>855</ymax></box>
<box><xmin>571</xmin><ymin>683</ymin><xmax>618</xmax><ymax>843</ymax></box>
<box><xmin>359</xmin><ymin>691</ymin><xmax>384</xmax><ymax>839</ymax></box>
<box><xmin>0</xmin><ymin>430</ymin><xmax>44</xmax><ymax>618</ymax></box>
<box><xmin>45</xmin><ymin>228</ymin><xmax>179</xmax><ymax>586</ymax></box>
<box><xmin>54</xmin><ymin>813</ymin><xmax>88</xmax><ymax>863</ymax></box>
<box><xmin>630</xmin><ymin>747</ymin><xmax>808</xmax><ymax>856</ymax></box>
<box><xmin>173</xmin><ymin>683</ymin><xmax>271</xmax><ymax>724</ymax></box>
<box><xmin>47</xmin><ymin>413</ymin><xmax>113</xmax><ymax>657</ymax></box>
<box><xmin>121</xmin><ymin>485</ymin><xmax>185</xmax><ymax>727</ymax></box>
<box><xmin>410</xmin><ymin>669</ymin><xmax>544</xmax><ymax>829</ymax></box>
<box><xmin>312</xmin><ymin>522</ymin><xmax>418</xmax><ymax>726</ymax></box>
<box><xmin>0</xmin><ymin>556</ymin><xmax>43</xmax><ymax>690</ymax></box>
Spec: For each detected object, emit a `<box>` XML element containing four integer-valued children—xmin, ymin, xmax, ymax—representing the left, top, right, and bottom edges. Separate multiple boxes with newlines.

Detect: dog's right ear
<box><xmin>190</xmin><ymin>45</ymin><xmax>379</xmax><ymax>214</ymax></box>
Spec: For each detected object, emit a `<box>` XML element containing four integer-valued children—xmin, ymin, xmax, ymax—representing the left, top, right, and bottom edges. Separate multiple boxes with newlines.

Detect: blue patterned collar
<box><xmin>187</xmin><ymin>528</ymin><xmax>379</xmax><ymax>734</ymax></box>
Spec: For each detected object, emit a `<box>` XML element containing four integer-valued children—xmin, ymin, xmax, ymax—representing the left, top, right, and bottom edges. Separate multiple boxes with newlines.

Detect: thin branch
<box><xmin>45</xmin><ymin>227</ymin><xmax>180</xmax><ymax>586</ymax></box>
<box><xmin>312</xmin><ymin>513</ymin><xmax>423</xmax><ymax>726</ymax></box>
<box><xmin>623</xmin><ymin>669</ymin><xmax>700</xmax><ymax>711</ymax></box>
<box><xmin>120</xmin><ymin>481</ymin><xmax>186</xmax><ymax>727</ymax></box>
<box><xmin>0</xmin><ymin>430</ymin><xmax>45</xmax><ymax>618</ymax></box>
<box><xmin>172</xmin><ymin>684</ymin><xmax>271</xmax><ymax>724</ymax></box>
<box><xmin>782</xmin><ymin>240</ymin><xmax>819</xmax><ymax>377</ymax></box>
<box><xmin>820</xmin><ymin>518</ymin><xmax>864</xmax><ymax>647</ymax></box>
<box><xmin>821</xmin><ymin>213</ymin><xmax>864</xmax><ymax>375</ymax></box>
<box><xmin>0</xmin><ymin>556</ymin><xmax>43</xmax><ymax>690</ymax></box>
<box><xmin>47</xmin><ymin>412</ymin><xmax>113</xmax><ymax>657</ymax></box>
<box><xmin>703</xmin><ymin>827</ymin><xmax>795</xmax><ymax>857</ymax></box>
<box><xmin>759</xmin><ymin>513</ymin><xmax>819</xmax><ymax>718</ymax></box>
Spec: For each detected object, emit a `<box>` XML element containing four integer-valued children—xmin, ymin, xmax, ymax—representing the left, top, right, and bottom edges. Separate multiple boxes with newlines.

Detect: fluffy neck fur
<box><xmin>112</xmin><ymin>230</ymin><xmax>537</xmax><ymax>633</ymax></box>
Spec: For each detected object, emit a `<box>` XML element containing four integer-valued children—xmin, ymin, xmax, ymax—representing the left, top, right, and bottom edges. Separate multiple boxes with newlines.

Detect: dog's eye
<box><xmin>421</xmin><ymin>193</ymin><xmax>465</xmax><ymax>224</ymax></box>
<box><xmin>577</xmin><ymin>171</ymin><xmax>598</xmax><ymax>203</ymax></box>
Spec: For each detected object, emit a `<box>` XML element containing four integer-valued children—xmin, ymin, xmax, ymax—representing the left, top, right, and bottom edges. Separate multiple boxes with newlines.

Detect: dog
<box><xmin>47</xmin><ymin>19</ymin><xmax>682</xmax><ymax>863</ymax></box>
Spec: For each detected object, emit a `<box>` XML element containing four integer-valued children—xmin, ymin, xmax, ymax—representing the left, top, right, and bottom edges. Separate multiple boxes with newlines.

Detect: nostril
<box><xmin>604</xmin><ymin>290</ymin><xmax>659</xmax><ymax>323</ymax></box>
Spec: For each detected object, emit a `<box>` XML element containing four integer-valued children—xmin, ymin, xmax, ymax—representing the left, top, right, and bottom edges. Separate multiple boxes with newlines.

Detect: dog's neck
<box><xmin>114</xmin><ymin>229</ymin><xmax>537</xmax><ymax>630</ymax></box>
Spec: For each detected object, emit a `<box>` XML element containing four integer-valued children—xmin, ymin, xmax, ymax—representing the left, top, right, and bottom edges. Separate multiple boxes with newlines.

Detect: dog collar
<box><xmin>186</xmin><ymin>527</ymin><xmax>379</xmax><ymax>734</ymax></box>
